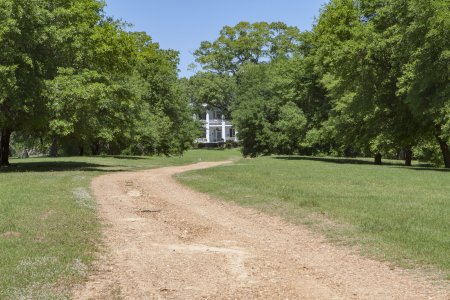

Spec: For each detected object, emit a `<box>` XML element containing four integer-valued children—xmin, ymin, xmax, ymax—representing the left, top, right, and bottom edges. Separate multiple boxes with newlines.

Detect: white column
<box><xmin>206</xmin><ymin>110</ymin><xmax>210</xmax><ymax>143</ymax></box>
<box><xmin>221</xmin><ymin>114</ymin><xmax>226</xmax><ymax>141</ymax></box>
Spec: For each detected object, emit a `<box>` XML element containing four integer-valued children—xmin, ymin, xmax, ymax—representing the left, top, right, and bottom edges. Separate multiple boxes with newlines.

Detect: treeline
<box><xmin>190</xmin><ymin>0</ymin><xmax>450</xmax><ymax>167</ymax></box>
<box><xmin>0</xmin><ymin>0</ymin><xmax>197</xmax><ymax>166</ymax></box>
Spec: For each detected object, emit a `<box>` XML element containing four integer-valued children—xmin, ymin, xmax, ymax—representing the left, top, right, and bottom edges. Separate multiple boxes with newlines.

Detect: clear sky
<box><xmin>104</xmin><ymin>0</ymin><xmax>328</xmax><ymax>78</ymax></box>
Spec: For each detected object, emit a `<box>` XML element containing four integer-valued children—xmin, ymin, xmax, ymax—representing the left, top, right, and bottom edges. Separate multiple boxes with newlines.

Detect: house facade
<box><xmin>195</xmin><ymin>106</ymin><xmax>238</xmax><ymax>144</ymax></box>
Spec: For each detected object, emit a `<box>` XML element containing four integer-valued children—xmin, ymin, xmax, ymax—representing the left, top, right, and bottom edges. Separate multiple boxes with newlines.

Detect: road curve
<box><xmin>74</xmin><ymin>161</ymin><xmax>449</xmax><ymax>299</ymax></box>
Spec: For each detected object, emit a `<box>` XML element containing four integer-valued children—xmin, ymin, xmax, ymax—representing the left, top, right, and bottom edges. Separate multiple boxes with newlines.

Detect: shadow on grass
<box><xmin>105</xmin><ymin>155</ymin><xmax>149</xmax><ymax>160</ymax></box>
<box><xmin>0</xmin><ymin>161</ymin><xmax>128</xmax><ymax>173</ymax></box>
<box><xmin>396</xmin><ymin>166</ymin><xmax>450</xmax><ymax>173</ymax></box>
<box><xmin>272</xmin><ymin>156</ymin><xmax>450</xmax><ymax>172</ymax></box>
<box><xmin>272</xmin><ymin>156</ymin><xmax>402</xmax><ymax>166</ymax></box>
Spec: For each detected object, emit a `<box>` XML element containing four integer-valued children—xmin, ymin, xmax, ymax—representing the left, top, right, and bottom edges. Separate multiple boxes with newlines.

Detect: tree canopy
<box><xmin>2</xmin><ymin>0</ymin><xmax>449</xmax><ymax>168</ymax></box>
<box><xmin>192</xmin><ymin>1</ymin><xmax>450</xmax><ymax>167</ymax></box>
<box><xmin>194</xmin><ymin>21</ymin><xmax>302</xmax><ymax>75</ymax></box>
<box><xmin>0</xmin><ymin>0</ymin><xmax>196</xmax><ymax>165</ymax></box>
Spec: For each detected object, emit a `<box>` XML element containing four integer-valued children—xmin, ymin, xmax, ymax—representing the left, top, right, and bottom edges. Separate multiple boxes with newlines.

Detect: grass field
<box><xmin>0</xmin><ymin>149</ymin><xmax>240</xmax><ymax>299</ymax></box>
<box><xmin>177</xmin><ymin>156</ymin><xmax>450</xmax><ymax>279</ymax></box>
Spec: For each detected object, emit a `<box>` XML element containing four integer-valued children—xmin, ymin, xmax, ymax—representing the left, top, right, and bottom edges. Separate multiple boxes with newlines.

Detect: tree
<box><xmin>194</xmin><ymin>22</ymin><xmax>302</xmax><ymax>75</ymax></box>
<box><xmin>191</xmin><ymin>1</ymin><xmax>449</xmax><ymax>168</ymax></box>
<box><xmin>46</xmin><ymin>69</ymin><xmax>139</xmax><ymax>155</ymax></box>
<box><xmin>395</xmin><ymin>0</ymin><xmax>450</xmax><ymax>167</ymax></box>
<box><xmin>232</xmin><ymin>59</ymin><xmax>312</xmax><ymax>157</ymax></box>
<box><xmin>188</xmin><ymin>72</ymin><xmax>236</xmax><ymax>118</ymax></box>
<box><xmin>1</xmin><ymin>0</ymin><xmax>197</xmax><ymax>162</ymax></box>
<box><xmin>47</xmin><ymin>30</ymin><xmax>197</xmax><ymax>157</ymax></box>
<box><xmin>274</xmin><ymin>102</ymin><xmax>308</xmax><ymax>154</ymax></box>
<box><xmin>0</xmin><ymin>0</ymin><xmax>51</xmax><ymax>165</ymax></box>
<box><xmin>265</xmin><ymin>54</ymin><xmax>330</xmax><ymax>155</ymax></box>
<box><xmin>232</xmin><ymin>63</ymin><xmax>276</xmax><ymax>157</ymax></box>
<box><xmin>0</xmin><ymin>0</ymin><xmax>108</xmax><ymax>164</ymax></box>
<box><xmin>45</xmin><ymin>17</ymin><xmax>139</xmax><ymax>156</ymax></box>
<box><xmin>129</xmin><ymin>32</ymin><xmax>197</xmax><ymax>156</ymax></box>
<box><xmin>310</xmin><ymin>0</ymin><xmax>425</xmax><ymax>166</ymax></box>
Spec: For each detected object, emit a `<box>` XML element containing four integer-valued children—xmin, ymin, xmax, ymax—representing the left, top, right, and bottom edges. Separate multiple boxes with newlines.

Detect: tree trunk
<box><xmin>49</xmin><ymin>137</ymin><xmax>58</xmax><ymax>157</ymax></box>
<box><xmin>0</xmin><ymin>129</ymin><xmax>12</xmax><ymax>166</ymax></box>
<box><xmin>79</xmin><ymin>144</ymin><xmax>84</xmax><ymax>156</ymax></box>
<box><xmin>404</xmin><ymin>147</ymin><xmax>412</xmax><ymax>167</ymax></box>
<box><xmin>91</xmin><ymin>142</ymin><xmax>100</xmax><ymax>156</ymax></box>
<box><xmin>21</xmin><ymin>150</ymin><xmax>29</xmax><ymax>159</ymax></box>
<box><xmin>435</xmin><ymin>135</ymin><xmax>450</xmax><ymax>168</ymax></box>
<box><xmin>374</xmin><ymin>152</ymin><xmax>382</xmax><ymax>165</ymax></box>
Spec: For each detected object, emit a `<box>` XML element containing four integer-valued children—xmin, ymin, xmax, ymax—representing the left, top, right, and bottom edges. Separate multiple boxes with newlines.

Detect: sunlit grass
<box><xmin>177</xmin><ymin>155</ymin><xmax>450</xmax><ymax>279</ymax></box>
<box><xmin>0</xmin><ymin>149</ymin><xmax>240</xmax><ymax>299</ymax></box>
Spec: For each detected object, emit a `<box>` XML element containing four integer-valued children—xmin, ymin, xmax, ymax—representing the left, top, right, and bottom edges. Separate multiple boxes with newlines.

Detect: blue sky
<box><xmin>104</xmin><ymin>0</ymin><xmax>328</xmax><ymax>77</ymax></box>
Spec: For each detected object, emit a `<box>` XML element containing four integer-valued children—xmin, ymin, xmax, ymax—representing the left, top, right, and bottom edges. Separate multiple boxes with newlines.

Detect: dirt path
<box><xmin>75</xmin><ymin>161</ymin><xmax>449</xmax><ymax>299</ymax></box>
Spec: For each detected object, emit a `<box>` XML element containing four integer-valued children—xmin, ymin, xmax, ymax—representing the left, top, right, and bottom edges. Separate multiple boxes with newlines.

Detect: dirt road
<box><xmin>75</xmin><ymin>161</ymin><xmax>449</xmax><ymax>299</ymax></box>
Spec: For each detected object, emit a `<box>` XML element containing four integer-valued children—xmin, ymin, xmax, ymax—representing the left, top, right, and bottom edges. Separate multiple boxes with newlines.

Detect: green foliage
<box><xmin>44</xmin><ymin>25</ymin><xmax>196</xmax><ymax>157</ymax></box>
<box><xmin>2</xmin><ymin>0</ymin><xmax>449</xmax><ymax>166</ymax></box>
<box><xmin>131</xmin><ymin>33</ymin><xmax>197</xmax><ymax>155</ymax></box>
<box><xmin>394</xmin><ymin>0</ymin><xmax>450</xmax><ymax>158</ymax></box>
<box><xmin>201</xmin><ymin>0</ymin><xmax>450</xmax><ymax>167</ymax></box>
<box><xmin>1</xmin><ymin>1</ymin><xmax>196</xmax><ymax>163</ymax></box>
<box><xmin>309</xmin><ymin>0</ymin><xmax>450</xmax><ymax>164</ymax></box>
<box><xmin>0</xmin><ymin>0</ymin><xmax>53</xmax><ymax>133</ymax></box>
<box><xmin>194</xmin><ymin>21</ymin><xmax>302</xmax><ymax>75</ymax></box>
<box><xmin>188</xmin><ymin>72</ymin><xmax>236</xmax><ymax>117</ymax></box>
<box><xmin>9</xmin><ymin>132</ymin><xmax>48</xmax><ymax>158</ymax></box>
<box><xmin>274</xmin><ymin>102</ymin><xmax>308</xmax><ymax>154</ymax></box>
<box><xmin>46</xmin><ymin>68</ymin><xmax>137</xmax><ymax>149</ymax></box>
<box><xmin>414</xmin><ymin>140</ymin><xmax>444</xmax><ymax>166</ymax></box>
<box><xmin>232</xmin><ymin>63</ymin><xmax>276</xmax><ymax>157</ymax></box>
<box><xmin>231</xmin><ymin>60</ymin><xmax>313</xmax><ymax>156</ymax></box>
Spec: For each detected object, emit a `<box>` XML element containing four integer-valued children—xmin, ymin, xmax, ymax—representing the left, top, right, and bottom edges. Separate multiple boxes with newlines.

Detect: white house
<box><xmin>195</xmin><ymin>105</ymin><xmax>238</xmax><ymax>144</ymax></box>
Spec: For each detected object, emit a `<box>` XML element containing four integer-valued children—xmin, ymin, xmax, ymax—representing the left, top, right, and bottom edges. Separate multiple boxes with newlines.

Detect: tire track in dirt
<box><xmin>74</xmin><ymin>161</ymin><xmax>449</xmax><ymax>299</ymax></box>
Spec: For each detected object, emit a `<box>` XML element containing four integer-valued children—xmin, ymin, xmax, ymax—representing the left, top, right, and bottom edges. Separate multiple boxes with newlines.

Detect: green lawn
<box><xmin>0</xmin><ymin>149</ymin><xmax>240</xmax><ymax>299</ymax></box>
<box><xmin>177</xmin><ymin>156</ymin><xmax>450</xmax><ymax>279</ymax></box>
